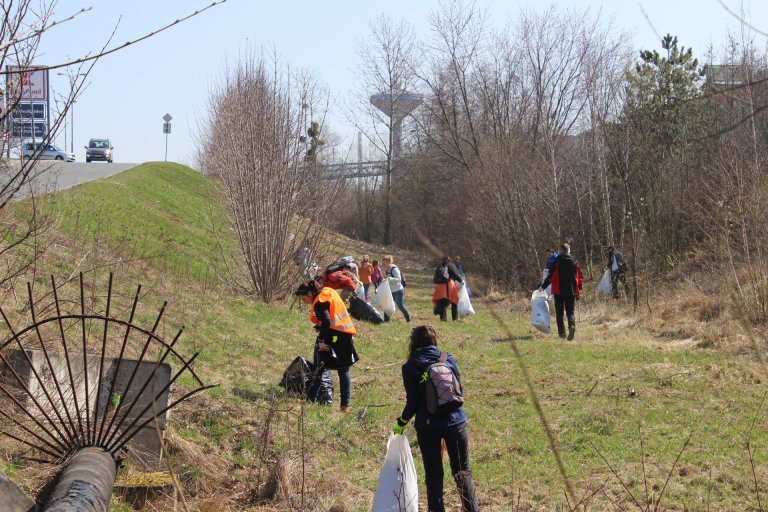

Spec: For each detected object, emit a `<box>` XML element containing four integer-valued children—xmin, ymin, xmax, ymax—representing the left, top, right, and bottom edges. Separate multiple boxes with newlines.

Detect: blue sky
<box><xmin>35</xmin><ymin>0</ymin><xmax>768</xmax><ymax>165</ymax></box>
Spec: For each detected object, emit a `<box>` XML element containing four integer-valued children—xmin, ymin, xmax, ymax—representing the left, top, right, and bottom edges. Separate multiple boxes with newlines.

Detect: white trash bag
<box><xmin>457</xmin><ymin>281</ymin><xmax>475</xmax><ymax>318</ymax></box>
<box><xmin>376</xmin><ymin>279</ymin><xmax>396</xmax><ymax>318</ymax></box>
<box><xmin>531</xmin><ymin>289</ymin><xmax>551</xmax><ymax>334</ymax></box>
<box><xmin>372</xmin><ymin>434</ymin><xmax>418</xmax><ymax>512</ymax></box>
<box><xmin>598</xmin><ymin>269</ymin><xmax>612</xmax><ymax>294</ymax></box>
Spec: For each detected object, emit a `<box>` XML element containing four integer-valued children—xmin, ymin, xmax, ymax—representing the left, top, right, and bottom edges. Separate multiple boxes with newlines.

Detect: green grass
<box><xmin>3</xmin><ymin>163</ymin><xmax>768</xmax><ymax>511</ymax></box>
<box><xmin>50</xmin><ymin>162</ymin><xmax>232</xmax><ymax>283</ymax></box>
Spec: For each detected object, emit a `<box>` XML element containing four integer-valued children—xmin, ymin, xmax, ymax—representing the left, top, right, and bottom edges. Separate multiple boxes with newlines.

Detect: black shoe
<box><xmin>558</xmin><ymin>333</ymin><xmax>566</xmax><ymax>339</ymax></box>
<box><xmin>567</xmin><ymin>327</ymin><xmax>576</xmax><ymax>341</ymax></box>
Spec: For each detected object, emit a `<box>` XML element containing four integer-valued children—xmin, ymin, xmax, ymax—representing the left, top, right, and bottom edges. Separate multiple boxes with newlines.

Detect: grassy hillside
<box><xmin>2</xmin><ymin>163</ymin><xmax>768</xmax><ymax>511</ymax></box>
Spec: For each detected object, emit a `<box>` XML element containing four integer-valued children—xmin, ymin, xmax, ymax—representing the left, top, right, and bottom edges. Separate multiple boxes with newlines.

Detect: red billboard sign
<box><xmin>6</xmin><ymin>66</ymin><xmax>48</xmax><ymax>101</ymax></box>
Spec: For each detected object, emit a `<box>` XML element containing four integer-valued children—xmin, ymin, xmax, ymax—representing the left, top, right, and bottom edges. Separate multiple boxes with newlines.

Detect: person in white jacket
<box><xmin>382</xmin><ymin>255</ymin><xmax>411</xmax><ymax>322</ymax></box>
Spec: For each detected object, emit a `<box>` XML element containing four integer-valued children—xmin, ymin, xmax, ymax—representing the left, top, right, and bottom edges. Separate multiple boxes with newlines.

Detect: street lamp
<box><xmin>57</xmin><ymin>72</ymin><xmax>86</xmax><ymax>155</ymax></box>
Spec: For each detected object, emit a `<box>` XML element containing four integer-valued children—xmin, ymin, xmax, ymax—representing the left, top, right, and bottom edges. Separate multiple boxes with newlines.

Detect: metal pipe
<box><xmin>42</xmin><ymin>447</ymin><xmax>116</xmax><ymax>512</ymax></box>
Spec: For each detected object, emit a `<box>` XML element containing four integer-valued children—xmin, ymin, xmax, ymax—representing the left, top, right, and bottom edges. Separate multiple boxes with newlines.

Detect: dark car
<box><xmin>85</xmin><ymin>138</ymin><xmax>113</xmax><ymax>163</ymax></box>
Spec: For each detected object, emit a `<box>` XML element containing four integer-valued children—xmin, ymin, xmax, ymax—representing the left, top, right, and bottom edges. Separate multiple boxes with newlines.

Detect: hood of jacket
<box><xmin>411</xmin><ymin>344</ymin><xmax>441</xmax><ymax>366</ymax></box>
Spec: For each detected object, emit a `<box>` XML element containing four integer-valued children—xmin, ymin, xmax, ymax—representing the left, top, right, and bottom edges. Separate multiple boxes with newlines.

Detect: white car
<box><xmin>23</xmin><ymin>143</ymin><xmax>75</xmax><ymax>162</ymax></box>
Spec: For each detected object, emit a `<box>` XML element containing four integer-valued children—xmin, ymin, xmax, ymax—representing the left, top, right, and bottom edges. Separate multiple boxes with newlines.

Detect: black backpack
<box><xmin>410</xmin><ymin>352</ymin><xmax>464</xmax><ymax>416</ymax></box>
<box><xmin>434</xmin><ymin>265</ymin><xmax>449</xmax><ymax>284</ymax></box>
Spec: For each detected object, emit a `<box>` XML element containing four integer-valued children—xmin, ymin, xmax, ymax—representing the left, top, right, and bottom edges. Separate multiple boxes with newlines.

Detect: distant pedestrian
<box><xmin>540</xmin><ymin>243</ymin><xmax>583</xmax><ymax>340</ymax></box>
<box><xmin>382</xmin><ymin>255</ymin><xmax>411</xmax><ymax>322</ymax></box>
<box><xmin>606</xmin><ymin>246</ymin><xmax>629</xmax><ymax>300</ymax></box>
<box><xmin>453</xmin><ymin>255</ymin><xmax>471</xmax><ymax>298</ymax></box>
<box><xmin>432</xmin><ymin>256</ymin><xmax>464</xmax><ymax>321</ymax></box>
<box><xmin>371</xmin><ymin>259</ymin><xmax>384</xmax><ymax>289</ymax></box>
<box><xmin>545</xmin><ymin>248</ymin><xmax>558</xmax><ymax>269</ymax></box>
<box><xmin>358</xmin><ymin>255</ymin><xmax>373</xmax><ymax>300</ymax></box>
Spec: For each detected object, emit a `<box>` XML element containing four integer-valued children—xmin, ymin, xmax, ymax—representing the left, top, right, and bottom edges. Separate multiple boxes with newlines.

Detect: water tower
<box><xmin>369</xmin><ymin>89</ymin><xmax>421</xmax><ymax>158</ymax></box>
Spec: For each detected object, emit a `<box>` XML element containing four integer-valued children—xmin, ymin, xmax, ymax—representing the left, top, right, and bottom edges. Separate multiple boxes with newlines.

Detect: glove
<box><xmin>392</xmin><ymin>417</ymin><xmax>408</xmax><ymax>435</ymax></box>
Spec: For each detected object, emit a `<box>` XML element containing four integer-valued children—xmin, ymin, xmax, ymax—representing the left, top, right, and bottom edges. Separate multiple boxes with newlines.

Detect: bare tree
<box><xmin>349</xmin><ymin>15</ymin><xmax>418</xmax><ymax>245</ymax></box>
<box><xmin>200</xmin><ymin>53</ymin><xmax>342</xmax><ymax>302</ymax></box>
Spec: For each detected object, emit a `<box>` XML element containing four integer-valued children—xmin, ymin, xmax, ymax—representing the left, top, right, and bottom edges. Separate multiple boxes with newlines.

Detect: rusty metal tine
<box><xmin>91</xmin><ymin>273</ymin><xmax>113</xmax><ymax>446</ymax></box>
<box><xmin>108</xmin><ymin>350</ymin><xmax>206</xmax><ymax>452</ymax></box>
<box><xmin>0</xmin><ymin>383</ymin><xmax>67</xmax><ymax>456</ymax></box>
<box><xmin>0</xmin><ymin>427</ymin><xmax>61</xmax><ymax>461</ymax></box>
<box><xmin>101</xmin><ymin>301</ymin><xmax>167</xmax><ymax>447</ymax></box>
<box><xmin>110</xmin><ymin>384</ymin><xmax>216</xmax><ymax>457</ymax></box>
<box><xmin>103</xmin><ymin>325</ymin><xmax>181</xmax><ymax>448</ymax></box>
<box><xmin>26</xmin><ymin>282</ymin><xmax>79</xmax><ymax>447</ymax></box>
<box><xmin>51</xmin><ymin>275</ymin><xmax>86</xmax><ymax>444</ymax></box>
<box><xmin>0</xmin><ymin>334</ymin><xmax>72</xmax><ymax>452</ymax></box>
<box><xmin>97</xmin><ymin>283</ymin><xmax>141</xmax><ymax>446</ymax></box>
<box><xmin>79</xmin><ymin>273</ymin><xmax>92</xmax><ymax>444</ymax></box>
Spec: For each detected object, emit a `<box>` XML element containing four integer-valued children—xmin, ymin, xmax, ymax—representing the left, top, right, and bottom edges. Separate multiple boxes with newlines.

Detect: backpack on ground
<box><xmin>410</xmin><ymin>352</ymin><xmax>463</xmax><ymax>416</ymax></box>
<box><xmin>434</xmin><ymin>265</ymin><xmax>450</xmax><ymax>284</ymax></box>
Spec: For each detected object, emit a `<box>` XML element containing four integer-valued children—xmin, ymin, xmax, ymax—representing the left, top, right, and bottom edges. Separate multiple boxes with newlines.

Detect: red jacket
<box><xmin>321</xmin><ymin>270</ymin><xmax>357</xmax><ymax>292</ymax></box>
<box><xmin>543</xmin><ymin>253</ymin><xmax>583</xmax><ymax>297</ymax></box>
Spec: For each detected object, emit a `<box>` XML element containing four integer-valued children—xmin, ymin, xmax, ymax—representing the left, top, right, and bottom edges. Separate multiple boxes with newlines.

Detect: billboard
<box><xmin>6</xmin><ymin>66</ymin><xmax>48</xmax><ymax>101</ymax></box>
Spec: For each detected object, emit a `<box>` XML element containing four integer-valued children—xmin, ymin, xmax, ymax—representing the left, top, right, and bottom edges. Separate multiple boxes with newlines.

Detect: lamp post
<box><xmin>57</xmin><ymin>72</ymin><xmax>86</xmax><ymax>156</ymax></box>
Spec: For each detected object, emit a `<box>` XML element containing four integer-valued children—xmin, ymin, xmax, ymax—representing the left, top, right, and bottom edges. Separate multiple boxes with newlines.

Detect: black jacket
<box><xmin>542</xmin><ymin>253</ymin><xmax>582</xmax><ymax>296</ymax></box>
<box><xmin>607</xmin><ymin>249</ymin><xmax>627</xmax><ymax>272</ymax></box>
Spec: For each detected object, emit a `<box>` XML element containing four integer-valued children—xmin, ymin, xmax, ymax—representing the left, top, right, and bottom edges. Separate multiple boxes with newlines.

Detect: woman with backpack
<box><xmin>432</xmin><ymin>256</ymin><xmax>464</xmax><ymax>321</ymax></box>
<box><xmin>392</xmin><ymin>325</ymin><xmax>480</xmax><ymax>512</ymax></box>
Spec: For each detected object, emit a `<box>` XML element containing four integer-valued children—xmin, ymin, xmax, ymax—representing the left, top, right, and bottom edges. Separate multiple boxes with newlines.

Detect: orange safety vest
<box><xmin>310</xmin><ymin>287</ymin><xmax>357</xmax><ymax>335</ymax></box>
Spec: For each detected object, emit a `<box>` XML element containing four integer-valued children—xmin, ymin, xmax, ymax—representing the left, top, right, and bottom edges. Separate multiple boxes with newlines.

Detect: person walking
<box><xmin>432</xmin><ymin>256</ymin><xmax>464</xmax><ymax>321</ymax></box>
<box><xmin>540</xmin><ymin>243</ymin><xmax>583</xmax><ymax>340</ymax></box>
<box><xmin>382</xmin><ymin>255</ymin><xmax>411</xmax><ymax>322</ymax></box>
<box><xmin>606</xmin><ymin>246</ymin><xmax>629</xmax><ymax>300</ymax></box>
<box><xmin>358</xmin><ymin>255</ymin><xmax>373</xmax><ymax>301</ymax></box>
<box><xmin>371</xmin><ymin>259</ymin><xmax>384</xmax><ymax>289</ymax></box>
<box><xmin>392</xmin><ymin>325</ymin><xmax>480</xmax><ymax>512</ymax></box>
<box><xmin>295</xmin><ymin>280</ymin><xmax>359</xmax><ymax>412</ymax></box>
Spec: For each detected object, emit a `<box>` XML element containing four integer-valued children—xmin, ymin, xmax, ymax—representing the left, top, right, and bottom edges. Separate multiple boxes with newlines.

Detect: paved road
<box><xmin>9</xmin><ymin>161</ymin><xmax>139</xmax><ymax>197</ymax></box>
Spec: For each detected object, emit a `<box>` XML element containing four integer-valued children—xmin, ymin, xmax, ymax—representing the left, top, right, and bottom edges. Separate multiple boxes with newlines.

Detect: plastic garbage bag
<box><xmin>348</xmin><ymin>295</ymin><xmax>384</xmax><ymax>324</ymax></box>
<box><xmin>279</xmin><ymin>356</ymin><xmax>333</xmax><ymax>405</ymax></box>
<box><xmin>372</xmin><ymin>434</ymin><xmax>418</xmax><ymax>512</ymax></box>
<box><xmin>376</xmin><ymin>279</ymin><xmax>396</xmax><ymax>318</ymax></box>
<box><xmin>598</xmin><ymin>269</ymin><xmax>612</xmax><ymax>294</ymax></box>
<box><xmin>355</xmin><ymin>284</ymin><xmax>366</xmax><ymax>300</ymax></box>
<box><xmin>457</xmin><ymin>281</ymin><xmax>475</xmax><ymax>318</ymax></box>
<box><xmin>531</xmin><ymin>289</ymin><xmax>551</xmax><ymax>334</ymax></box>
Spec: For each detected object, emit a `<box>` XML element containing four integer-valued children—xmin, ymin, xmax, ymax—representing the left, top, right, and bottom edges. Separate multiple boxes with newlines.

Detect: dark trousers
<box><xmin>554</xmin><ymin>294</ymin><xmax>576</xmax><ymax>337</ymax></box>
<box><xmin>435</xmin><ymin>298</ymin><xmax>458</xmax><ymax>321</ymax></box>
<box><xmin>611</xmin><ymin>270</ymin><xmax>628</xmax><ymax>299</ymax></box>
<box><xmin>417</xmin><ymin>422</ymin><xmax>480</xmax><ymax>512</ymax></box>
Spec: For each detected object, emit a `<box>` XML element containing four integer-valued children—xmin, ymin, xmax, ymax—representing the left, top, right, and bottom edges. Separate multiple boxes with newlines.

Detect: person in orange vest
<box><xmin>295</xmin><ymin>279</ymin><xmax>359</xmax><ymax>412</ymax></box>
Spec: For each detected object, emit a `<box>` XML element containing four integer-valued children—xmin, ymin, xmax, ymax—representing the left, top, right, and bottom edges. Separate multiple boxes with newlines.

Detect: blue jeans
<box><xmin>337</xmin><ymin>367</ymin><xmax>351</xmax><ymax>406</ymax></box>
<box><xmin>363</xmin><ymin>283</ymin><xmax>370</xmax><ymax>299</ymax></box>
<box><xmin>385</xmin><ymin>289</ymin><xmax>411</xmax><ymax>322</ymax></box>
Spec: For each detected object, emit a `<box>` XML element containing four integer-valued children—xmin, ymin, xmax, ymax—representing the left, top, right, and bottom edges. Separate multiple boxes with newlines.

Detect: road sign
<box><xmin>163</xmin><ymin>113</ymin><xmax>172</xmax><ymax>123</ymax></box>
<box><xmin>163</xmin><ymin>122</ymin><xmax>171</xmax><ymax>134</ymax></box>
